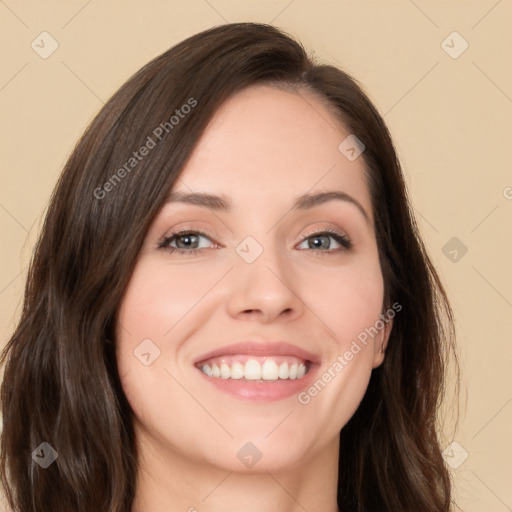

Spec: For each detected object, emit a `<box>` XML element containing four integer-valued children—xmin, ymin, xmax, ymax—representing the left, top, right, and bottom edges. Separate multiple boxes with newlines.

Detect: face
<box><xmin>116</xmin><ymin>84</ymin><xmax>391</xmax><ymax>473</ymax></box>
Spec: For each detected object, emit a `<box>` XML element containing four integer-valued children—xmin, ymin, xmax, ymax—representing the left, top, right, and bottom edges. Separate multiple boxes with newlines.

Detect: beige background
<box><xmin>1</xmin><ymin>1</ymin><xmax>511</xmax><ymax>510</ymax></box>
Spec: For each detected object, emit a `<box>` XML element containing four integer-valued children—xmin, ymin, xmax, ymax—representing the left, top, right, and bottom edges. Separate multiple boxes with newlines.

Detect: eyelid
<box><xmin>160</xmin><ymin>221</ymin><xmax>216</xmax><ymax>239</ymax></box>
<box><xmin>299</xmin><ymin>226</ymin><xmax>350</xmax><ymax>242</ymax></box>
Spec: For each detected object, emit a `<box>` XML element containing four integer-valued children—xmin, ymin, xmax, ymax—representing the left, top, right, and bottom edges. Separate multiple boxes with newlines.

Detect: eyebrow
<box><xmin>165</xmin><ymin>190</ymin><xmax>370</xmax><ymax>222</ymax></box>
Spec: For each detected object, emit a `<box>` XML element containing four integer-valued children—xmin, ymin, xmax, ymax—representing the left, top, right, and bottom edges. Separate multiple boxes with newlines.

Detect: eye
<box><xmin>158</xmin><ymin>227</ymin><xmax>352</xmax><ymax>256</ymax></box>
<box><xmin>158</xmin><ymin>229</ymin><xmax>217</xmax><ymax>255</ymax></box>
<box><xmin>297</xmin><ymin>229</ymin><xmax>352</xmax><ymax>253</ymax></box>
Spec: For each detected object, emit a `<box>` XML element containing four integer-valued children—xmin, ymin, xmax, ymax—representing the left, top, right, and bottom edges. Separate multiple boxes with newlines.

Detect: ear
<box><xmin>371</xmin><ymin>315</ymin><xmax>393</xmax><ymax>369</ymax></box>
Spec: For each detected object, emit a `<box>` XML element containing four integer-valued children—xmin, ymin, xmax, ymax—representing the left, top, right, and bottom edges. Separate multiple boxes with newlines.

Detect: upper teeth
<box><xmin>199</xmin><ymin>358</ymin><xmax>308</xmax><ymax>381</ymax></box>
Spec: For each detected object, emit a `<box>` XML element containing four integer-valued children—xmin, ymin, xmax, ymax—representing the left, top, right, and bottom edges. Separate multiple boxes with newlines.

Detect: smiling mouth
<box><xmin>195</xmin><ymin>355</ymin><xmax>310</xmax><ymax>381</ymax></box>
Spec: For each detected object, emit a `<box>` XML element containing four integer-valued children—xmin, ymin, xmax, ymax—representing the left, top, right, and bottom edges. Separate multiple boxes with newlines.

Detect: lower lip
<box><xmin>195</xmin><ymin>364</ymin><xmax>319</xmax><ymax>402</ymax></box>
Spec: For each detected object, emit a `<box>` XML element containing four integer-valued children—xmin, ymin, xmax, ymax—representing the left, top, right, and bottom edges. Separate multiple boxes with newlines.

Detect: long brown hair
<box><xmin>1</xmin><ymin>22</ymin><xmax>458</xmax><ymax>511</ymax></box>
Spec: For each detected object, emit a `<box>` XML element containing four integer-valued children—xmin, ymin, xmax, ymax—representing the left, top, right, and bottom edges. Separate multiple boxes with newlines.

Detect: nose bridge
<box><xmin>237</xmin><ymin>230</ymin><xmax>290</xmax><ymax>288</ymax></box>
<box><xmin>226</xmin><ymin>230</ymin><xmax>300</xmax><ymax>321</ymax></box>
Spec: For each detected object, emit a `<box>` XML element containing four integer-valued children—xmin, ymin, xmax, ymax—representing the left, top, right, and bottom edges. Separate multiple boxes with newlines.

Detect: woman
<box><xmin>0</xmin><ymin>22</ymin><xmax>458</xmax><ymax>511</ymax></box>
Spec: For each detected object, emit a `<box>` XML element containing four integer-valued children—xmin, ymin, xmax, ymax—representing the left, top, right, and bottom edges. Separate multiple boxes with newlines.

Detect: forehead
<box><xmin>173</xmin><ymin>84</ymin><xmax>372</xmax><ymax>221</ymax></box>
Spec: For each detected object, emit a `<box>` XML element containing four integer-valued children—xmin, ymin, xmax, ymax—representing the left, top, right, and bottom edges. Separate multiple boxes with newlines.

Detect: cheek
<box><xmin>114</xmin><ymin>258</ymin><xmax>227</xmax><ymax>417</ymax></box>
<box><xmin>295</xmin><ymin>255</ymin><xmax>384</xmax><ymax>417</ymax></box>
<box><xmin>115</xmin><ymin>262</ymin><xmax>181</xmax><ymax>412</ymax></box>
<box><xmin>306</xmin><ymin>255</ymin><xmax>385</xmax><ymax>342</ymax></box>
<box><xmin>117</xmin><ymin>259</ymin><xmax>216</xmax><ymax>350</ymax></box>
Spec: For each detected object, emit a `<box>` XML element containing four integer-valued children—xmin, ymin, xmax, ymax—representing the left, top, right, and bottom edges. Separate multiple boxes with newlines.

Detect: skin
<box><xmin>116</xmin><ymin>84</ymin><xmax>392</xmax><ymax>512</ymax></box>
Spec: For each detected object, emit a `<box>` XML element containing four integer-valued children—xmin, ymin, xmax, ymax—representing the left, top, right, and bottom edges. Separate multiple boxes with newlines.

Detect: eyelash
<box><xmin>158</xmin><ymin>227</ymin><xmax>352</xmax><ymax>256</ymax></box>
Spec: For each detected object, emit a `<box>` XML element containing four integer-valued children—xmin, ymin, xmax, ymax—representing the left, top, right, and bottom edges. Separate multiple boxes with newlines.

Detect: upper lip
<box><xmin>193</xmin><ymin>340</ymin><xmax>321</xmax><ymax>365</ymax></box>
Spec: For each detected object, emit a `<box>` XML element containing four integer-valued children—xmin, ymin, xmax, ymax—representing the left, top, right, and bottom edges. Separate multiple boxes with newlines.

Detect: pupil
<box><xmin>311</xmin><ymin>236</ymin><xmax>328</xmax><ymax>249</ymax></box>
<box><xmin>178</xmin><ymin>234</ymin><xmax>197</xmax><ymax>248</ymax></box>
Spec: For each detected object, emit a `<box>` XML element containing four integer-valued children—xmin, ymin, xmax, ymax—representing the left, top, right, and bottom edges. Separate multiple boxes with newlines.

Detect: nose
<box><xmin>225</xmin><ymin>241</ymin><xmax>303</xmax><ymax>324</ymax></box>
